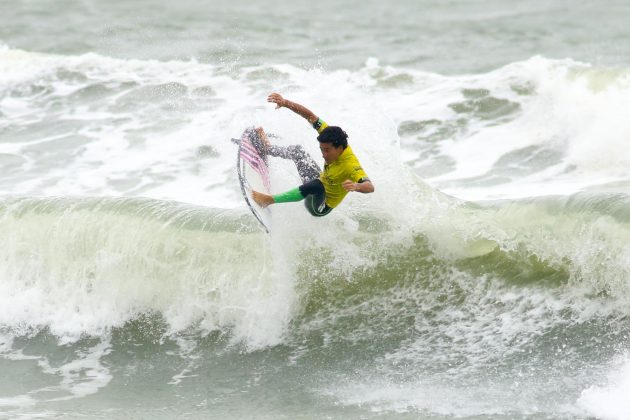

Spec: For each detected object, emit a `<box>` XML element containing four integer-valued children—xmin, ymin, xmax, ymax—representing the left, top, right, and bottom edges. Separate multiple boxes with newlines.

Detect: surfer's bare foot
<box><xmin>255</xmin><ymin>127</ymin><xmax>271</xmax><ymax>153</ymax></box>
<box><xmin>252</xmin><ymin>190</ymin><xmax>274</xmax><ymax>208</ymax></box>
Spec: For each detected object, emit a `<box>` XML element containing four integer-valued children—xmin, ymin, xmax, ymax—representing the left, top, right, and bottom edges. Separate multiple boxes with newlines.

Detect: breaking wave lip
<box><xmin>0</xmin><ymin>187</ymin><xmax>628</xmax><ymax>345</ymax></box>
<box><xmin>1</xmin><ymin>192</ymin><xmax>628</xmax><ymax>418</ymax></box>
<box><xmin>0</xmin><ymin>196</ymin><xmax>292</xmax><ymax>348</ymax></box>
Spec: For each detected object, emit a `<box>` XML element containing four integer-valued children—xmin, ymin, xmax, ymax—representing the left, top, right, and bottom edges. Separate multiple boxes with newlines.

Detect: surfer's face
<box><xmin>319</xmin><ymin>143</ymin><xmax>344</xmax><ymax>164</ymax></box>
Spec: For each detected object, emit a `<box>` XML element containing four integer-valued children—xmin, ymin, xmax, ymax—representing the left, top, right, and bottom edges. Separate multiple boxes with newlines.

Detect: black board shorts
<box><xmin>300</xmin><ymin>179</ymin><xmax>333</xmax><ymax>217</ymax></box>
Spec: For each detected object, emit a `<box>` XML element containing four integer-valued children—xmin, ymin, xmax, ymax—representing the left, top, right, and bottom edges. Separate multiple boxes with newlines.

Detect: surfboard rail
<box><xmin>235</xmin><ymin>127</ymin><xmax>272</xmax><ymax>233</ymax></box>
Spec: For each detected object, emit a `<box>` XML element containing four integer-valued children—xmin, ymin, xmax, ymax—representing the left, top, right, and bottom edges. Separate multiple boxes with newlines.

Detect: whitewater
<box><xmin>2</xmin><ymin>1</ymin><xmax>630</xmax><ymax>419</ymax></box>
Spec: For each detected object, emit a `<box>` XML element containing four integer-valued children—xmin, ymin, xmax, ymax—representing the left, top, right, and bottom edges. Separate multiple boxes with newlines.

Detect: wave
<box><xmin>0</xmin><ymin>190</ymin><xmax>628</xmax><ymax>349</ymax></box>
<box><xmin>1</xmin><ymin>46</ymin><xmax>629</xmax><ymax>366</ymax></box>
<box><xmin>0</xmin><ymin>196</ymin><xmax>280</xmax><ymax>345</ymax></box>
<box><xmin>0</xmin><ymin>188</ymin><xmax>628</xmax><ymax>417</ymax></box>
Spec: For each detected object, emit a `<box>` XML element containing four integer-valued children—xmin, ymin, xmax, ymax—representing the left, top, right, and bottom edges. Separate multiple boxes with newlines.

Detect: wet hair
<box><xmin>317</xmin><ymin>126</ymin><xmax>348</xmax><ymax>149</ymax></box>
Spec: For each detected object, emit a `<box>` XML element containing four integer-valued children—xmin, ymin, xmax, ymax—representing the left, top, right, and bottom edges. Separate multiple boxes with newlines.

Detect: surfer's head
<box><xmin>317</xmin><ymin>126</ymin><xmax>348</xmax><ymax>149</ymax></box>
<box><xmin>317</xmin><ymin>126</ymin><xmax>348</xmax><ymax>164</ymax></box>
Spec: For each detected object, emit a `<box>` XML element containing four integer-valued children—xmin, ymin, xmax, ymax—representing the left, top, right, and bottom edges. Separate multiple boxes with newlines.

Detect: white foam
<box><xmin>323</xmin><ymin>375</ymin><xmax>577</xmax><ymax>417</ymax></box>
<box><xmin>168</xmin><ymin>336</ymin><xmax>201</xmax><ymax>386</ymax></box>
<box><xmin>578</xmin><ymin>356</ymin><xmax>630</xmax><ymax>420</ymax></box>
<box><xmin>0</xmin><ymin>395</ymin><xmax>37</xmax><ymax>408</ymax></box>
<box><xmin>0</xmin><ymin>332</ymin><xmax>112</xmax><ymax>407</ymax></box>
<box><xmin>48</xmin><ymin>339</ymin><xmax>113</xmax><ymax>400</ymax></box>
<box><xmin>0</xmin><ymin>198</ymin><xmax>310</xmax><ymax>348</ymax></box>
<box><xmin>362</xmin><ymin>56</ymin><xmax>630</xmax><ymax>200</ymax></box>
<box><xmin>3</xmin><ymin>47</ymin><xmax>630</xmax><ymax>204</ymax></box>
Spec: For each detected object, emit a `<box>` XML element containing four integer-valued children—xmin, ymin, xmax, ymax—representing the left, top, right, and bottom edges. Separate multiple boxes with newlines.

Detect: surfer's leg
<box><xmin>267</xmin><ymin>144</ymin><xmax>321</xmax><ymax>183</ymax></box>
<box><xmin>250</xmin><ymin>127</ymin><xmax>320</xmax><ymax>182</ymax></box>
<box><xmin>252</xmin><ymin>190</ymin><xmax>275</xmax><ymax>208</ymax></box>
<box><xmin>254</xmin><ymin>184</ymin><xmax>306</xmax><ymax>207</ymax></box>
<box><xmin>300</xmin><ymin>179</ymin><xmax>333</xmax><ymax>217</ymax></box>
<box><xmin>257</xmin><ymin>179</ymin><xmax>331</xmax><ymax>216</ymax></box>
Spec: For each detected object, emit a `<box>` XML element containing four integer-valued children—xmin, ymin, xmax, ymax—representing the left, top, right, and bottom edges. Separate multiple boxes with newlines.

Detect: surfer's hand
<box><xmin>342</xmin><ymin>180</ymin><xmax>357</xmax><ymax>192</ymax></box>
<box><xmin>267</xmin><ymin>93</ymin><xmax>286</xmax><ymax>109</ymax></box>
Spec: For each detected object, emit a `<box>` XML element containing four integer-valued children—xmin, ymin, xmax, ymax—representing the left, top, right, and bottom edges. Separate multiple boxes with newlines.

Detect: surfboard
<box><xmin>235</xmin><ymin>127</ymin><xmax>272</xmax><ymax>233</ymax></box>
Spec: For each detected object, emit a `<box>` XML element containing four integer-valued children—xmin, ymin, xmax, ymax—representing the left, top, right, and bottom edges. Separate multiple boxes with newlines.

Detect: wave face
<box><xmin>1</xmin><ymin>38</ymin><xmax>630</xmax><ymax>420</ymax></box>
<box><xmin>0</xmin><ymin>190</ymin><xmax>628</xmax><ymax>418</ymax></box>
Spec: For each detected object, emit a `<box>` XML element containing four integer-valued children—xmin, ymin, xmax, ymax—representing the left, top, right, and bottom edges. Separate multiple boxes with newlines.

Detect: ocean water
<box><xmin>1</xmin><ymin>0</ymin><xmax>630</xmax><ymax>419</ymax></box>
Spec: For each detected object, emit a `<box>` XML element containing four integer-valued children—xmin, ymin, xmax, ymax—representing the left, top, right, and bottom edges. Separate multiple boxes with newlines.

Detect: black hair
<box><xmin>317</xmin><ymin>126</ymin><xmax>348</xmax><ymax>149</ymax></box>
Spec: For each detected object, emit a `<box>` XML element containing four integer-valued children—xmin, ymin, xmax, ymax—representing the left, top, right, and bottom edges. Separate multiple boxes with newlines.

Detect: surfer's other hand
<box><xmin>342</xmin><ymin>180</ymin><xmax>357</xmax><ymax>192</ymax></box>
<box><xmin>267</xmin><ymin>93</ymin><xmax>286</xmax><ymax>109</ymax></box>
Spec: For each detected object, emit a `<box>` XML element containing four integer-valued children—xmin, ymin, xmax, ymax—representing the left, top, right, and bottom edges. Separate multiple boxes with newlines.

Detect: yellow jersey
<box><xmin>314</xmin><ymin>119</ymin><xmax>369</xmax><ymax>208</ymax></box>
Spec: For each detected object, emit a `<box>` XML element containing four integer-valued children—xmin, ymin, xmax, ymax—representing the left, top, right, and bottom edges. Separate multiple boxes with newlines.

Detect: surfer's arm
<box><xmin>267</xmin><ymin>93</ymin><xmax>318</xmax><ymax>124</ymax></box>
<box><xmin>342</xmin><ymin>179</ymin><xmax>374</xmax><ymax>193</ymax></box>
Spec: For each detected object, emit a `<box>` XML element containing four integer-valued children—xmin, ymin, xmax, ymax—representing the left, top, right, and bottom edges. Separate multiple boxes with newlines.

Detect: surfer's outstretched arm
<box><xmin>268</xmin><ymin>93</ymin><xmax>318</xmax><ymax>124</ymax></box>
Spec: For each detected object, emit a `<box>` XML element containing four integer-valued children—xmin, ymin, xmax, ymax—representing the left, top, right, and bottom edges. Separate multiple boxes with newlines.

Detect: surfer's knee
<box><xmin>299</xmin><ymin>179</ymin><xmax>325</xmax><ymax>196</ymax></box>
<box><xmin>287</xmin><ymin>145</ymin><xmax>307</xmax><ymax>159</ymax></box>
<box><xmin>303</xmin><ymin>194</ymin><xmax>332</xmax><ymax>217</ymax></box>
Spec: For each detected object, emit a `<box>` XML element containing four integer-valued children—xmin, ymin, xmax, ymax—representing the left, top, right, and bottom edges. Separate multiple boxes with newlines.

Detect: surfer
<box><xmin>251</xmin><ymin>93</ymin><xmax>374</xmax><ymax>217</ymax></box>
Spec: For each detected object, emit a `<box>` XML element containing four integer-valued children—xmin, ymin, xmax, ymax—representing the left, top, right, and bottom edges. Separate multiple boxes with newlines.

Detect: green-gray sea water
<box><xmin>1</xmin><ymin>1</ymin><xmax>630</xmax><ymax>419</ymax></box>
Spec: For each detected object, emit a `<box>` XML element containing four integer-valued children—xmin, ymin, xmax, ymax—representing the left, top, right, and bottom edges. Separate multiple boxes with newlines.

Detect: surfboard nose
<box><xmin>241</xmin><ymin>127</ymin><xmax>268</xmax><ymax>163</ymax></box>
